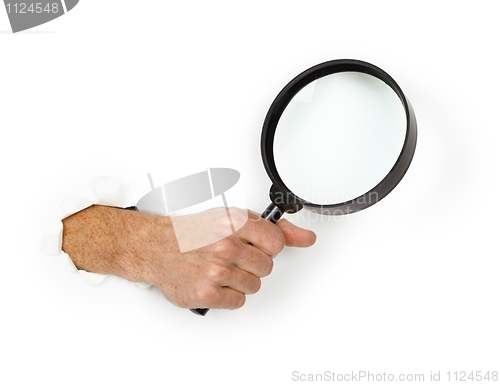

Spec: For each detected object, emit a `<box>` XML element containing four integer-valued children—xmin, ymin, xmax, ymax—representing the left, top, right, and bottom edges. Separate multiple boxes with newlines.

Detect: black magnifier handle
<box><xmin>190</xmin><ymin>308</ymin><xmax>210</xmax><ymax>316</ymax></box>
<box><xmin>261</xmin><ymin>203</ymin><xmax>286</xmax><ymax>224</ymax></box>
<box><xmin>190</xmin><ymin>187</ymin><xmax>303</xmax><ymax>316</ymax></box>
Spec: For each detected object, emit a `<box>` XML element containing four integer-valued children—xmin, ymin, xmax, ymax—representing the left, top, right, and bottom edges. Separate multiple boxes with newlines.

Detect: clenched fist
<box><xmin>62</xmin><ymin>205</ymin><xmax>316</xmax><ymax>310</ymax></box>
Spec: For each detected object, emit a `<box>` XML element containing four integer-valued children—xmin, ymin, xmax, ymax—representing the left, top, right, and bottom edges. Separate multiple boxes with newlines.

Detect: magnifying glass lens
<box><xmin>273</xmin><ymin>72</ymin><xmax>407</xmax><ymax>205</ymax></box>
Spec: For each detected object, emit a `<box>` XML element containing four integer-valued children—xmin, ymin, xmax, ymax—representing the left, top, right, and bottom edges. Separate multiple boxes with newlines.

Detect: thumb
<box><xmin>275</xmin><ymin>218</ymin><xmax>316</xmax><ymax>248</ymax></box>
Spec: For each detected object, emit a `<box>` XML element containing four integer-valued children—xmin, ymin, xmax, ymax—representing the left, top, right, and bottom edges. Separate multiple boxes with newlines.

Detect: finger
<box><xmin>220</xmin><ymin>267</ymin><xmax>262</xmax><ymax>295</ymax></box>
<box><xmin>234</xmin><ymin>243</ymin><xmax>274</xmax><ymax>278</ymax></box>
<box><xmin>234</xmin><ymin>211</ymin><xmax>286</xmax><ymax>256</ymax></box>
<box><xmin>275</xmin><ymin>218</ymin><xmax>317</xmax><ymax>247</ymax></box>
<box><xmin>217</xmin><ymin>287</ymin><xmax>246</xmax><ymax>309</ymax></box>
<box><xmin>196</xmin><ymin>285</ymin><xmax>246</xmax><ymax>310</ymax></box>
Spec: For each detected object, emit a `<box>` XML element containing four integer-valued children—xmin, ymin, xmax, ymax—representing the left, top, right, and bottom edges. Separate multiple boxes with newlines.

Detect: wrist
<box><xmin>115</xmin><ymin>211</ymin><xmax>176</xmax><ymax>285</ymax></box>
<box><xmin>62</xmin><ymin>205</ymin><xmax>175</xmax><ymax>285</ymax></box>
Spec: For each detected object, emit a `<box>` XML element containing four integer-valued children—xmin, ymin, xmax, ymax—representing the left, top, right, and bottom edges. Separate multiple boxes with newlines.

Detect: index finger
<box><xmin>232</xmin><ymin>210</ymin><xmax>285</xmax><ymax>257</ymax></box>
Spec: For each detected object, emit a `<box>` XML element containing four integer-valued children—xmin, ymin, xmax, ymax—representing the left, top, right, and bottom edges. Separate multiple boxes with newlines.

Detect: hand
<box><xmin>62</xmin><ymin>205</ymin><xmax>316</xmax><ymax>310</ymax></box>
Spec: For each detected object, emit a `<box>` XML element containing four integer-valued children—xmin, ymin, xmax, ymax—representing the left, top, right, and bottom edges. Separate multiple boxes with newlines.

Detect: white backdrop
<box><xmin>2</xmin><ymin>1</ymin><xmax>499</xmax><ymax>384</ymax></box>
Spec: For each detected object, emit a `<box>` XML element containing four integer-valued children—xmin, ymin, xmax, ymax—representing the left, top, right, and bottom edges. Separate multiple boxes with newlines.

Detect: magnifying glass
<box><xmin>191</xmin><ymin>59</ymin><xmax>417</xmax><ymax>315</ymax></box>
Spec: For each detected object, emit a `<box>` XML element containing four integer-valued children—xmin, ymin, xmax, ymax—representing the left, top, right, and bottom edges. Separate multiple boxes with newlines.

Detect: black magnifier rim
<box><xmin>261</xmin><ymin>59</ymin><xmax>417</xmax><ymax>215</ymax></box>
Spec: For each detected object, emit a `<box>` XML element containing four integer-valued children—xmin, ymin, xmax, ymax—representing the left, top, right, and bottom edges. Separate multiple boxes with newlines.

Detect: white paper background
<box><xmin>1</xmin><ymin>1</ymin><xmax>499</xmax><ymax>384</ymax></box>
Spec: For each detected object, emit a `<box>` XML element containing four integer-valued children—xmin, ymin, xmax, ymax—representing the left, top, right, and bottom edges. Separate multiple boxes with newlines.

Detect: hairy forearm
<box><xmin>62</xmin><ymin>205</ymin><xmax>174</xmax><ymax>283</ymax></box>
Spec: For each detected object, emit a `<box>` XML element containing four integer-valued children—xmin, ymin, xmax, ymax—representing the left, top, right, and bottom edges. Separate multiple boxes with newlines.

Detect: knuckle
<box><xmin>214</xmin><ymin>237</ymin><xmax>238</xmax><ymax>258</ymax></box>
<box><xmin>211</xmin><ymin>237</ymin><xmax>238</xmax><ymax>263</ymax></box>
<box><xmin>207</xmin><ymin>262</ymin><xmax>230</xmax><ymax>283</ymax></box>
<box><xmin>209</xmin><ymin>207</ymin><xmax>233</xmax><ymax>232</ymax></box>
<box><xmin>227</xmin><ymin>206</ymin><xmax>244</xmax><ymax>219</ymax></box>
<box><xmin>228</xmin><ymin>207</ymin><xmax>249</xmax><ymax>230</ymax></box>
<box><xmin>214</xmin><ymin>207</ymin><xmax>229</xmax><ymax>223</ymax></box>
<box><xmin>195</xmin><ymin>285</ymin><xmax>219</xmax><ymax>307</ymax></box>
